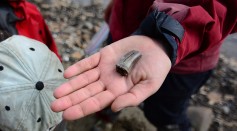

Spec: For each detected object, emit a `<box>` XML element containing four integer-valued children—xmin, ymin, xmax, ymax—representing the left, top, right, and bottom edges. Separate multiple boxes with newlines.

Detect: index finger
<box><xmin>64</xmin><ymin>52</ymin><xmax>101</xmax><ymax>78</ymax></box>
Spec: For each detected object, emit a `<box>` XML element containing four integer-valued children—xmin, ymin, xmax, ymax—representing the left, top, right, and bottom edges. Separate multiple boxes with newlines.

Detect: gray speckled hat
<box><xmin>0</xmin><ymin>35</ymin><xmax>66</xmax><ymax>131</ymax></box>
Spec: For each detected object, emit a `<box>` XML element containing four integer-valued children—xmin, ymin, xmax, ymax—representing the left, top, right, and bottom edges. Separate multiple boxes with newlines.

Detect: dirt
<box><xmin>65</xmin><ymin>54</ymin><xmax>237</xmax><ymax>131</ymax></box>
<box><xmin>29</xmin><ymin>0</ymin><xmax>237</xmax><ymax>130</ymax></box>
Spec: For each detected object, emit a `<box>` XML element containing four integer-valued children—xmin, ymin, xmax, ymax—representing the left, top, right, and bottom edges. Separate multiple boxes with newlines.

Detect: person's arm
<box><xmin>145</xmin><ymin>0</ymin><xmax>237</xmax><ymax>65</ymax></box>
<box><xmin>51</xmin><ymin>0</ymin><xmax>237</xmax><ymax>121</ymax></box>
<box><xmin>51</xmin><ymin>35</ymin><xmax>171</xmax><ymax>120</ymax></box>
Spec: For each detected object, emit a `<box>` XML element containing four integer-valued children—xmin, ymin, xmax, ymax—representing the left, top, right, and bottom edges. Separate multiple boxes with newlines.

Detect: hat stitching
<box><xmin>40</xmin><ymin>88</ymin><xmax>62</xmax><ymax>126</ymax></box>
<box><xmin>0</xmin><ymin>36</ymin><xmax>64</xmax><ymax>130</ymax></box>
<box><xmin>15</xmin><ymin>84</ymin><xmax>56</xmax><ymax>130</ymax></box>
<box><xmin>38</xmin><ymin>48</ymin><xmax>52</xmax><ymax>81</ymax></box>
<box><xmin>0</xmin><ymin>61</ymin><xmax>34</xmax><ymax>86</ymax></box>
<box><xmin>38</xmin><ymin>52</ymin><xmax>65</xmax><ymax>86</ymax></box>
<box><xmin>0</xmin><ymin>89</ymin><xmax>33</xmax><ymax>131</ymax></box>
<box><xmin>0</xmin><ymin>124</ymin><xmax>12</xmax><ymax>131</ymax></box>
<box><xmin>37</xmin><ymin>90</ymin><xmax>62</xmax><ymax>130</ymax></box>
<box><xmin>0</xmin><ymin>83</ymin><xmax>64</xmax><ymax>93</ymax></box>
<box><xmin>30</xmin><ymin>83</ymin><xmax>62</xmax><ymax>129</ymax></box>
<box><xmin>28</xmin><ymin>42</ymin><xmax>48</xmax><ymax>82</ymax></box>
<box><xmin>0</xmin><ymin>83</ymin><xmax>37</xmax><ymax>92</ymax></box>
<box><xmin>36</xmin><ymin>49</ymin><xmax>65</xmax><ymax>88</ymax></box>
<box><xmin>28</xmin><ymin>91</ymin><xmax>46</xmax><ymax>129</ymax></box>
<box><xmin>30</xmin><ymin>39</ymin><xmax>52</xmax><ymax>82</ymax></box>
<box><xmin>1</xmin><ymin>87</ymin><xmax>61</xmax><ymax>131</ymax></box>
<box><xmin>16</xmin><ymin>89</ymin><xmax>53</xmax><ymax>130</ymax></box>
<box><xmin>44</xmin><ymin>82</ymin><xmax>65</xmax><ymax>87</ymax></box>
<box><xmin>49</xmin><ymin>125</ymin><xmax>56</xmax><ymax>131</ymax></box>
<box><xmin>2</xmin><ymin>35</ymin><xmax>52</xmax><ymax>82</ymax></box>
<box><xmin>0</xmin><ymin>85</ymin><xmax>38</xmax><ymax>130</ymax></box>
<box><xmin>0</xmin><ymin>43</ymin><xmax>36</xmax><ymax>82</ymax></box>
<box><xmin>15</xmin><ymin>89</ymin><xmax>37</xmax><ymax>131</ymax></box>
<box><xmin>35</xmin><ymin>53</ymin><xmax>62</xmax><ymax>126</ymax></box>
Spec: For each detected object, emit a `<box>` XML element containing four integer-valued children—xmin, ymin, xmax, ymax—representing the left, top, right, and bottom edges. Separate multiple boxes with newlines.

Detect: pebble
<box><xmin>71</xmin><ymin>52</ymin><xmax>83</xmax><ymax>60</ymax></box>
<box><xmin>222</xmin><ymin>105</ymin><xmax>230</xmax><ymax>115</ymax></box>
<box><xmin>31</xmin><ymin>0</ymin><xmax>104</xmax><ymax>66</ymax></box>
<box><xmin>29</xmin><ymin>1</ymin><xmax>237</xmax><ymax>131</ymax></box>
<box><xmin>207</xmin><ymin>91</ymin><xmax>222</xmax><ymax>105</ymax></box>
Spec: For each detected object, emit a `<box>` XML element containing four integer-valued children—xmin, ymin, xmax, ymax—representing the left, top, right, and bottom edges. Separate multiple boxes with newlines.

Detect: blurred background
<box><xmin>29</xmin><ymin>0</ymin><xmax>237</xmax><ymax>130</ymax></box>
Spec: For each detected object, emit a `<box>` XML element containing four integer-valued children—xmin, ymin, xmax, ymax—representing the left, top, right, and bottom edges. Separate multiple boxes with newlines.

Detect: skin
<box><xmin>50</xmin><ymin>35</ymin><xmax>171</xmax><ymax>120</ymax></box>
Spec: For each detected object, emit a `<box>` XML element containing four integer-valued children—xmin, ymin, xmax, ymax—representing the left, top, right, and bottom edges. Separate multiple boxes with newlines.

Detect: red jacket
<box><xmin>5</xmin><ymin>0</ymin><xmax>60</xmax><ymax>59</ymax></box>
<box><xmin>107</xmin><ymin>0</ymin><xmax>237</xmax><ymax>74</ymax></box>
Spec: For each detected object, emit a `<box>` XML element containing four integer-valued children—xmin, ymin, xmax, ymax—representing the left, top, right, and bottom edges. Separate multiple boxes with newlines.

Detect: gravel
<box><xmin>29</xmin><ymin>0</ymin><xmax>237</xmax><ymax>130</ymax></box>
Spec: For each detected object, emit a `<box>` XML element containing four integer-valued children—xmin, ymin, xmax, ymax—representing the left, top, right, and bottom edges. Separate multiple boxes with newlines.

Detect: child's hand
<box><xmin>51</xmin><ymin>35</ymin><xmax>171</xmax><ymax>120</ymax></box>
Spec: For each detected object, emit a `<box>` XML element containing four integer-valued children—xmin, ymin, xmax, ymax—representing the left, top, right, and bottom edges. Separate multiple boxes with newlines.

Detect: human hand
<box><xmin>51</xmin><ymin>35</ymin><xmax>171</xmax><ymax>120</ymax></box>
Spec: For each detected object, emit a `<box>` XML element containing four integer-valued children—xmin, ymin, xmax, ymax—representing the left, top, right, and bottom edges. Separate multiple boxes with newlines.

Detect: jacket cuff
<box><xmin>133</xmin><ymin>9</ymin><xmax>184</xmax><ymax>65</ymax></box>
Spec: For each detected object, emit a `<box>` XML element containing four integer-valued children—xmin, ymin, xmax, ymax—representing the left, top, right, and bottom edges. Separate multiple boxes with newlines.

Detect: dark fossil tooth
<box><xmin>116</xmin><ymin>50</ymin><xmax>142</xmax><ymax>76</ymax></box>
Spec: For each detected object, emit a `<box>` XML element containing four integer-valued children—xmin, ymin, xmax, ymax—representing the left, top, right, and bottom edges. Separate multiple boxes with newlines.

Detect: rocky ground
<box><xmin>30</xmin><ymin>0</ymin><xmax>237</xmax><ymax>130</ymax></box>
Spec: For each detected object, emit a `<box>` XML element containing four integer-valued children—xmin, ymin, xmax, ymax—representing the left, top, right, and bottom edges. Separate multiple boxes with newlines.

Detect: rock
<box><xmin>199</xmin><ymin>86</ymin><xmax>208</xmax><ymax>95</ymax></box>
<box><xmin>222</xmin><ymin>105</ymin><xmax>230</xmax><ymax>115</ymax></box>
<box><xmin>71</xmin><ymin>51</ymin><xmax>83</xmax><ymax>60</ymax></box>
<box><xmin>27</xmin><ymin>0</ymin><xmax>237</xmax><ymax>131</ymax></box>
<box><xmin>82</xmin><ymin>34</ymin><xmax>91</xmax><ymax>43</ymax></box>
<box><xmin>72</xmin><ymin>0</ymin><xmax>92</xmax><ymax>7</ymax></box>
<box><xmin>41</xmin><ymin>3</ymin><xmax>51</xmax><ymax>9</ymax></box>
<box><xmin>224</xmin><ymin>94</ymin><xmax>235</xmax><ymax>101</ymax></box>
<box><xmin>80</xmin><ymin>15</ymin><xmax>87</xmax><ymax>21</ymax></box>
<box><xmin>112</xmin><ymin>107</ymin><xmax>156</xmax><ymax>131</ymax></box>
<box><xmin>93</xmin><ymin>25</ymin><xmax>100</xmax><ymax>32</ymax></box>
<box><xmin>187</xmin><ymin>106</ymin><xmax>214</xmax><ymax>131</ymax></box>
<box><xmin>62</xmin><ymin>54</ymin><xmax>70</xmax><ymax>62</ymax></box>
<box><xmin>84</xmin><ymin>22</ymin><xmax>94</xmax><ymax>30</ymax></box>
<box><xmin>207</xmin><ymin>91</ymin><xmax>222</xmax><ymax>105</ymax></box>
<box><xmin>84</xmin><ymin>11</ymin><xmax>95</xmax><ymax>17</ymax></box>
<box><xmin>64</xmin><ymin>26</ymin><xmax>76</xmax><ymax>34</ymax></box>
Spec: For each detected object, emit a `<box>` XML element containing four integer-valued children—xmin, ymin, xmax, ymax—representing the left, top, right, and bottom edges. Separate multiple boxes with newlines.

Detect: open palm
<box><xmin>51</xmin><ymin>36</ymin><xmax>171</xmax><ymax>120</ymax></box>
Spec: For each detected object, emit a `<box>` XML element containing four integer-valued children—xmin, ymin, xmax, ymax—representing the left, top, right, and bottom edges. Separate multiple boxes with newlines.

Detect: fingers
<box><xmin>54</xmin><ymin>68</ymin><xmax>100</xmax><ymax>98</ymax></box>
<box><xmin>64</xmin><ymin>52</ymin><xmax>100</xmax><ymax>78</ymax></box>
<box><xmin>62</xmin><ymin>91</ymin><xmax>115</xmax><ymax>120</ymax></box>
<box><xmin>51</xmin><ymin>80</ymin><xmax>105</xmax><ymax>112</ymax></box>
<box><xmin>111</xmin><ymin>81</ymin><xmax>157</xmax><ymax>112</ymax></box>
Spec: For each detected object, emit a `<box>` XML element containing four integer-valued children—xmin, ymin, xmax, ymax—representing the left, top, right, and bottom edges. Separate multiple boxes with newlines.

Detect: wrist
<box><xmin>133</xmin><ymin>9</ymin><xmax>184</xmax><ymax>65</ymax></box>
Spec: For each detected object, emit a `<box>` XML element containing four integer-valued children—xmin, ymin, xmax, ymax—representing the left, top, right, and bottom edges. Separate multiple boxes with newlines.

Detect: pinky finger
<box><xmin>62</xmin><ymin>90</ymin><xmax>115</xmax><ymax>120</ymax></box>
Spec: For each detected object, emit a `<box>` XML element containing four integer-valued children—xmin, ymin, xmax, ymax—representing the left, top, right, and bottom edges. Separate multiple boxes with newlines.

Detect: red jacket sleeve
<box><xmin>151</xmin><ymin>0</ymin><xmax>237</xmax><ymax>65</ymax></box>
<box><xmin>39</xmin><ymin>17</ymin><xmax>61</xmax><ymax>59</ymax></box>
<box><xmin>10</xmin><ymin>1</ymin><xmax>61</xmax><ymax>60</ymax></box>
